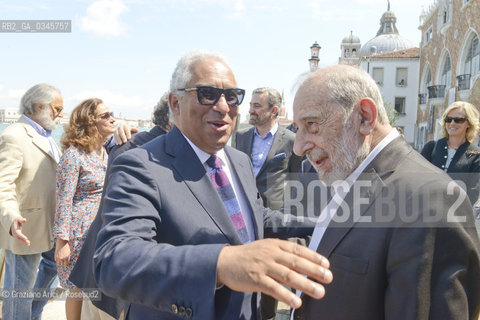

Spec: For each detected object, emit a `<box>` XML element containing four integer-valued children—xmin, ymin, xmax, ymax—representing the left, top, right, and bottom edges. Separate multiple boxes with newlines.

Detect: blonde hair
<box><xmin>440</xmin><ymin>101</ymin><xmax>480</xmax><ymax>143</ymax></box>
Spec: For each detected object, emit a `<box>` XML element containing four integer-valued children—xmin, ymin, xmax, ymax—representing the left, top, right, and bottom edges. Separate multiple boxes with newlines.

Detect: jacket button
<box><xmin>444</xmin><ymin>156</ymin><xmax>447</xmax><ymax>158</ymax></box>
<box><xmin>186</xmin><ymin>308</ymin><xmax>193</xmax><ymax>318</ymax></box>
<box><xmin>179</xmin><ymin>306</ymin><xmax>186</xmax><ymax>316</ymax></box>
<box><xmin>442</xmin><ymin>165</ymin><xmax>445</xmax><ymax>168</ymax></box>
<box><xmin>171</xmin><ymin>304</ymin><xmax>178</xmax><ymax>314</ymax></box>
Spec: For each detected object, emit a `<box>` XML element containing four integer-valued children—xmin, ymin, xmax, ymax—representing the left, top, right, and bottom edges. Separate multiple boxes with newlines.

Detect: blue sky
<box><xmin>0</xmin><ymin>0</ymin><xmax>433</xmax><ymax>121</ymax></box>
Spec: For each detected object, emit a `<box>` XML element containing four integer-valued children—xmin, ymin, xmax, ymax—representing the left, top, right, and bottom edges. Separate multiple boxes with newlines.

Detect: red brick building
<box><xmin>416</xmin><ymin>0</ymin><xmax>480</xmax><ymax>149</ymax></box>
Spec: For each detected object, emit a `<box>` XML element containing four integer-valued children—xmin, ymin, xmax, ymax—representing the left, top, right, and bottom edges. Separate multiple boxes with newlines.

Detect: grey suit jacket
<box><xmin>294</xmin><ymin>137</ymin><xmax>480</xmax><ymax>320</ymax></box>
<box><xmin>233</xmin><ymin>125</ymin><xmax>302</xmax><ymax>210</ymax></box>
<box><xmin>94</xmin><ymin>126</ymin><xmax>264</xmax><ymax>320</ymax></box>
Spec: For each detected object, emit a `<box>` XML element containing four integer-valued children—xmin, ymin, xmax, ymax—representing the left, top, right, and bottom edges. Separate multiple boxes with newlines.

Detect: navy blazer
<box><xmin>93</xmin><ymin>126</ymin><xmax>264</xmax><ymax>319</ymax></box>
<box><xmin>421</xmin><ymin>138</ymin><xmax>480</xmax><ymax>204</ymax></box>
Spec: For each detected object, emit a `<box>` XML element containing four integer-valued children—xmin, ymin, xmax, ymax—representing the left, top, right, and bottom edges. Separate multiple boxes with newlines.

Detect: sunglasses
<box><xmin>444</xmin><ymin>116</ymin><xmax>467</xmax><ymax>124</ymax></box>
<box><xmin>97</xmin><ymin>112</ymin><xmax>114</xmax><ymax>120</ymax></box>
<box><xmin>49</xmin><ymin>103</ymin><xmax>63</xmax><ymax>113</ymax></box>
<box><xmin>178</xmin><ymin>86</ymin><xmax>245</xmax><ymax>107</ymax></box>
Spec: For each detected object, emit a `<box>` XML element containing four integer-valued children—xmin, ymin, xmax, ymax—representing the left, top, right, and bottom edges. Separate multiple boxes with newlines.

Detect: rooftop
<box><xmin>363</xmin><ymin>47</ymin><xmax>420</xmax><ymax>59</ymax></box>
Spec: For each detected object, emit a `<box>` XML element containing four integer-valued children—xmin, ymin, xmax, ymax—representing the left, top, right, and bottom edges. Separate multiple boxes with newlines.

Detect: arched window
<box><xmin>441</xmin><ymin>54</ymin><xmax>452</xmax><ymax>87</ymax></box>
<box><xmin>464</xmin><ymin>34</ymin><xmax>479</xmax><ymax>77</ymax></box>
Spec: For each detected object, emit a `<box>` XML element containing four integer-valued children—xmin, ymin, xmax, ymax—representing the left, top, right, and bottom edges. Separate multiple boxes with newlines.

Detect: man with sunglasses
<box><xmin>0</xmin><ymin>84</ymin><xmax>63</xmax><ymax>320</ymax></box>
<box><xmin>94</xmin><ymin>50</ymin><xmax>332</xmax><ymax>319</ymax></box>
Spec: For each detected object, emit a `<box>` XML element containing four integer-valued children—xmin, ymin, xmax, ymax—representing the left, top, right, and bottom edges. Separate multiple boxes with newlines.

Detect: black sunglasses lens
<box><xmin>197</xmin><ymin>87</ymin><xmax>221</xmax><ymax>105</ymax></box>
<box><xmin>226</xmin><ymin>89</ymin><xmax>245</xmax><ymax>107</ymax></box>
<box><xmin>445</xmin><ymin>116</ymin><xmax>466</xmax><ymax>123</ymax></box>
<box><xmin>101</xmin><ymin>112</ymin><xmax>113</xmax><ymax>119</ymax></box>
<box><xmin>196</xmin><ymin>87</ymin><xmax>244</xmax><ymax>107</ymax></box>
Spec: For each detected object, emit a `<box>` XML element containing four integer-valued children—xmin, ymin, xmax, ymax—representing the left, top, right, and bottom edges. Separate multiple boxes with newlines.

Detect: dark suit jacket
<box><xmin>93</xmin><ymin>126</ymin><xmax>265</xmax><ymax>320</ymax></box>
<box><xmin>295</xmin><ymin>137</ymin><xmax>480</xmax><ymax>319</ymax></box>
<box><xmin>421</xmin><ymin>138</ymin><xmax>480</xmax><ymax>204</ymax></box>
<box><xmin>69</xmin><ymin>126</ymin><xmax>167</xmax><ymax>318</ymax></box>
<box><xmin>233</xmin><ymin>125</ymin><xmax>302</xmax><ymax>210</ymax></box>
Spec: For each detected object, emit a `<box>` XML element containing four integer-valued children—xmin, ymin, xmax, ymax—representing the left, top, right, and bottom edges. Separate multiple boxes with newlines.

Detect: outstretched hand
<box><xmin>216</xmin><ymin>238</ymin><xmax>332</xmax><ymax>309</ymax></box>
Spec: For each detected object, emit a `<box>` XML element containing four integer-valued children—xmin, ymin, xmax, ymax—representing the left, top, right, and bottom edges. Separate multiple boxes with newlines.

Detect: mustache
<box><xmin>306</xmin><ymin>149</ymin><xmax>328</xmax><ymax>162</ymax></box>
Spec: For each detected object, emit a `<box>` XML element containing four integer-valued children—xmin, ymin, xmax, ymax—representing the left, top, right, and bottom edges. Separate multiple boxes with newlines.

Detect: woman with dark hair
<box><xmin>53</xmin><ymin>98</ymin><xmax>115</xmax><ymax>319</ymax></box>
<box><xmin>421</xmin><ymin>101</ymin><xmax>480</xmax><ymax>206</ymax></box>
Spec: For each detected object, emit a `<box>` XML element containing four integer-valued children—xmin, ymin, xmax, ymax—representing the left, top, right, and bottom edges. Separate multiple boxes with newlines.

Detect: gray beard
<box><xmin>315</xmin><ymin>128</ymin><xmax>371</xmax><ymax>186</ymax></box>
<box><xmin>37</xmin><ymin>107</ymin><xmax>59</xmax><ymax>131</ymax></box>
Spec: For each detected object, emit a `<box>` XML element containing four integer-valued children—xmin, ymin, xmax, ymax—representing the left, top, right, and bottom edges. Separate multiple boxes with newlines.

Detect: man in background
<box><xmin>233</xmin><ymin>87</ymin><xmax>302</xmax><ymax>211</ymax></box>
<box><xmin>0</xmin><ymin>84</ymin><xmax>63</xmax><ymax>320</ymax></box>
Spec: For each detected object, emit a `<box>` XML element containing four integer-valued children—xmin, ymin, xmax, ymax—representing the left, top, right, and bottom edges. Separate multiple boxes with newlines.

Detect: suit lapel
<box><xmin>317</xmin><ymin>170</ymin><xmax>384</xmax><ymax>258</ymax></box>
<box><xmin>257</xmin><ymin>126</ymin><xmax>284</xmax><ymax>177</ymax></box>
<box><xmin>244</xmin><ymin>127</ymin><xmax>255</xmax><ymax>156</ymax></box>
<box><xmin>165</xmin><ymin>127</ymin><xmax>242</xmax><ymax>245</ymax></box>
<box><xmin>20</xmin><ymin>119</ymin><xmax>59</xmax><ymax>162</ymax></box>
<box><xmin>316</xmin><ymin>137</ymin><xmax>409</xmax><ymax>257</ymax></box>
<box><xmin>225</xmin><ymin>147</ymin><xmax>263</xmax><ymax>240</ymax></box>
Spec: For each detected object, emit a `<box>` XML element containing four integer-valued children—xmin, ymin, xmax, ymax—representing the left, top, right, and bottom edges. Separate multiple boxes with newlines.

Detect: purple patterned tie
<box><xmin>207</xmin><ymin>155</ymin><xmax>250</xmax><ymax>244</ymax></box>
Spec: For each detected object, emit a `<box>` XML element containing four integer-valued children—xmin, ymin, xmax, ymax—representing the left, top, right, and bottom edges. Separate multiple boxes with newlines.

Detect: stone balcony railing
<box><xmin>427</xmin><ymin>85</ymin><xmax>446</xmax><ymax>99</ymax></box>
<box><xmin>456</xmin><ymin>74</ymin><xmax>471</xmax><ymax>91</ymax></box>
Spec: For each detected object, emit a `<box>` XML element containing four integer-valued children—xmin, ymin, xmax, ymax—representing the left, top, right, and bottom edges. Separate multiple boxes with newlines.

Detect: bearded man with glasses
<box><xmin>0</xmin><ymin>84</ymin><xmax>63</xmax><ymax>320</ymax></box>
<box><xmin>93</xmin><ymin>50</ymin><xmax>332</xmax><ymax>319</ymax></box>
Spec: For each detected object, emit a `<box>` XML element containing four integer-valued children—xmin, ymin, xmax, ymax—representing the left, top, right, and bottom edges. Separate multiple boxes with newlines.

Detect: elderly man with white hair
<box><xmin>0</xmin><ymin>84</ymin><xmax>64</xmax><ymax>320</ymax></box>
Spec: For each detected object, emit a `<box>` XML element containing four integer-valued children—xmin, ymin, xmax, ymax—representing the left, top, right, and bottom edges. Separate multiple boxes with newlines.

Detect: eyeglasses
<box><xmin>49</xmin><ymin>103</ymin><xmax>63</xmax><ymax>114</ymax></box>
<box><xmin>177</xmin><ymin>86</ymin><xmax>245</xmax><ymax>107</ymax></box>
<box><xmin>444</xmin><ymin>116</ymin><xmax>467</xmax><ymax>124</ymax></box>
<box><xmin>97</xmin><ymin>112</ymin><xmax>114</xmax><ymax>120</ymax></box>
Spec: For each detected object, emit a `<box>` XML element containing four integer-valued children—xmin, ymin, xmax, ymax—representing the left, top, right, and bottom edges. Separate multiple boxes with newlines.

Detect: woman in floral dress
<box><xmin>54</xmin><ymin>98</ymin><xmax>115</xmax><ymax>320</ymax></box>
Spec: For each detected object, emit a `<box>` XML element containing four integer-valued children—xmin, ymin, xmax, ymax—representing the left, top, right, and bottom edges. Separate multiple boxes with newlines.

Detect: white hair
<box><xmin>169</xmin><ymin>50</ymin><xmax>229</xmax><ymax>96</ymax></box>
<box><xmin>20</xmin><ymin>83</ymin><xmax>61</xmax><ymax>115</ymax></box>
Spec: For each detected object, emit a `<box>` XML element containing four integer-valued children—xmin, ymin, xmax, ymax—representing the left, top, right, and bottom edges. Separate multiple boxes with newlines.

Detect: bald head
<box><xmin>295</xmin><ymin>64</ymin><xmax>389</xmax><ymax>125</ymax></box>
<box><xmin>293</xmin><ymin>64</ymin><xmax>393</xmax><ymax>184</ymax></box>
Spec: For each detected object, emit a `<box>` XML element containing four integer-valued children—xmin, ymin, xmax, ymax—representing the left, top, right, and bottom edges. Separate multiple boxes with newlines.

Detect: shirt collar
<box><xmin>254</xmin><ymin>121</ymin><xmax>278</xmax><ymax>139</ymax></box>
<box><xmin>343</xmin><ymin>128</ymin><xmax>400</xmax><ymax>186</ymax></box>
<box><xmin>22</xmin><ymin>114</ymin><xmax>52</xmax><ymax>137</ymax></box>
<box><xmin>182</xmin><ymin>133</ymin><xmax>228</xmax><ymax>167</ymax></box>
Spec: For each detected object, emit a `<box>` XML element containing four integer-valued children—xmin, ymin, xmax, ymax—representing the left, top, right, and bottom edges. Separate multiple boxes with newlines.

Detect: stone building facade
<box><xmin>416</xmin><ymin>0</ymin><xmax>480</xmax><ymax>149</ymax></box>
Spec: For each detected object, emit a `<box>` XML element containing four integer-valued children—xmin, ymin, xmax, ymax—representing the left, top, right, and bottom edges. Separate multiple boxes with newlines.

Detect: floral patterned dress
<box><xmin>54</xmin><ymin>145</ymin><xmax>107</xmax><ymax>289</ymax></box>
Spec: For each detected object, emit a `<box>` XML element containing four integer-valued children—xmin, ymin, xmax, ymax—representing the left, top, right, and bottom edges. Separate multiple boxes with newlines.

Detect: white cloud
<box><xmin>80</xmin><ymin>0</ymin><xmax>129</xmax><ymax>37</ymax></box>
<box><xmin>67</xmin><ymin>89</ymin><xmax>156</xmax><ymax>120</ymax></box>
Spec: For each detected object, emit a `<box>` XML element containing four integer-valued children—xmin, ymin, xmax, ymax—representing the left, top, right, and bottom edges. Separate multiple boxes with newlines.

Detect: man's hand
<box><xmin>113</xmin><ymin>122</ymin><xmax>138</xmax><ymax>145</ymax></box>
<box><xmin>55</xmin><ymin>239</ymin><xmax>71</xmax><ymax>266</ymax></box>
<box><xmin>216</xmin><ymin>238</ymin><xmax>332</xmax><ymax>309</ymax></box>
<box><xmin>10</xmin><ymin>217</ymin><xmax>30</xmax><ymax>246</ymax></box>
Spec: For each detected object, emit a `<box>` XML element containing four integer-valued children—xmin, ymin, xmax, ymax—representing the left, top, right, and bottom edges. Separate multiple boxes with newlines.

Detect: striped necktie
<box><xmin>207</xmin><ymin>155</ymin><xmax>250</xmax><ymax>244</ymax></box>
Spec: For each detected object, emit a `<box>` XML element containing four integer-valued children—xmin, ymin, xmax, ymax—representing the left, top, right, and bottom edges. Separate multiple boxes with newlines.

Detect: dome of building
<box><xmin>360</xmin><ymin>34</ymin><xmax>414</xmax><ymax>57</ymax></box>
<box><xmin>342</xmin><ymin>33</ymin><xmax>361</xmax><ymax>44</ymax></box>
<box><xmin>359</xmin><ymin>1</ymin><xmax>415</xmax><ymax>57</ymax></box>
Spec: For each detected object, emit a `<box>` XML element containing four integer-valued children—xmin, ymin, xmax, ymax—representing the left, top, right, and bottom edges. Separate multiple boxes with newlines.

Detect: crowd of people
<box><xmin>0</xmin><ymin>50</ymin><xmax>479</xmax><ymax>320</ymax></box>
